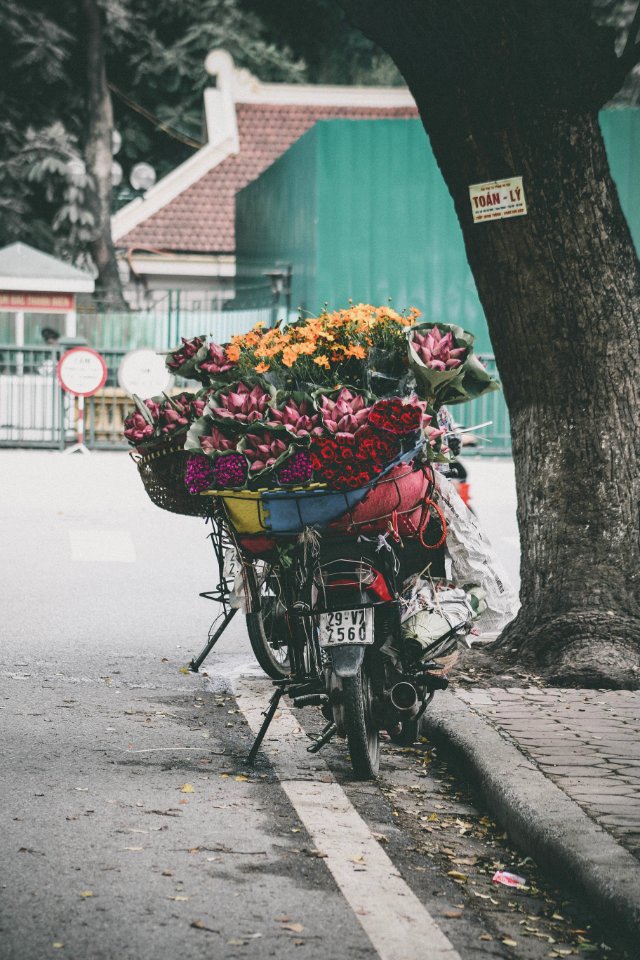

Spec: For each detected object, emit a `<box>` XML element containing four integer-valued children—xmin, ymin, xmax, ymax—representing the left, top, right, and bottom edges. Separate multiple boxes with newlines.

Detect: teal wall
<box><xmin>236</xmin><ymin>111</ymin><xmax>640</xmax><ymax>356</ymax></box>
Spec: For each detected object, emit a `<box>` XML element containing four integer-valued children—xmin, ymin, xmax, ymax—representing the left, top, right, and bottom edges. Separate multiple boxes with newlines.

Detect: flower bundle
<box><xmin>224</xmin><ymin>304</ymin><xmax>419</xmax><ymax>388</ymax></box>
<box><xmin>165</xmin><ymin>335</ymin><xmax>206</xmax><ymax>380</ymax></box>
<box><xmin>238</xmin><ymin>428</ymin><xmax>292</xmax><ymax>476</ymax></box>
<box><xmin>195</xmin><ymin>341</ymin><xmax>237</xmax><ymax>380</ymax></box>
<box><xmin>317</xmin><ymin>388</ymin><xmax>371</xmax><ymax>435</ymax></box>
<box><xmin>268</xmin><ymin>392</ymin><xmax>323</xmax><ymax>438</ymax></box>
<box><xmin>207</xmin><ymin>382</ymin><xmax>273</xmax><ymax>425</ymax></box>
<box><xmin>308</xmin><ymin>428</ymin><xmax>402</xmax><ymax>491</ymax></box>
<box><xmin>277</xmin><ymin>450</ymin><xmax>314</xmax><ymax>486</ymax></box>
<box><xmin>185</xmin><ymin>455</ymin><xmax>215</xmax><ymax>495</ymax></box>
<box><xmin>410</xmin><ymin>327</ymin><xmax>467</xmax><ymax>371</ymax></box>
<box><xmin>367</xmin><ymin>396</ymin><xmax>427</xmax><ymax>437</ymax></box>
<box><xmin>123</xmin><ymin>396</ymin><xmax>162</xmax><ymax>446</ymax></box>
<box><xmin>211</xmin><ymin>452</ymin><xmax>248</xmax><ymax>489</ymax></box>
<box><xmin>407</xmin><ymin>321</ymin><xmax>499</xmax><ymax>406</ymax></box>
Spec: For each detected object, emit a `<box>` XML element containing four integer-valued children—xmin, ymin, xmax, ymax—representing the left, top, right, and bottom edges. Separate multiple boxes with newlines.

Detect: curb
<box><xmin>420</xmin><ymin>691</ymin><xmax>640</xmax><ymax>951</ymax></box>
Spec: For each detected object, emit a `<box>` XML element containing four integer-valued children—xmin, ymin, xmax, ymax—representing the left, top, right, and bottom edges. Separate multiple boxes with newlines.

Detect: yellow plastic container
<box><xmin>202</xmin><ymin>489</ymin><xmax>269</xmax><ymax>534</ymax></box>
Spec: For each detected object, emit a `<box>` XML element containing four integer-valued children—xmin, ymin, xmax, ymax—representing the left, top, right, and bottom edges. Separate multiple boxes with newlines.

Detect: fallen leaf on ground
<box><xmin>191</xmin><ymin>920</ymin><xmax>212</xmax><ymax>931</ymax></box>
<box><xmin>79</xmin><ymin>891</ymin><xmax>93</xmax><ymax>898</ymax></box>
<box><xmin>443</xmin><ymin>911</ymin><xmax>463</xmax><ymax>919</ymax></box>
<box><xmin>180</xmin><ymin>783</ymin><xmax>194</xmax><ymax>793</ymax></box>
<box><xmin>350</xmin><ymin>855</ymin><xmax>366</xmax><ymax>865</ymax></box>
<box><xmin>282</xmin><ymin>923</ymin><xmax>304</xmax><ymax>934</ymax></box>
<box><xmin>52</xmin><ymin>943</ymin><xmax>64</xmax><ymax>949</ymax></box>
<box><xmin>502</xmin><ymin>939</ymin><xmax>517</xmax><ymax>947</ymax></box>
<box><xmin>447</xmin><ymin>871</ymin><xmax>468</xmax><ymax>882</ymax></box>
<box><xmin>167</xmin><ymin>895</ymin><xmax>189</xmax><ymax>902</ymax></box>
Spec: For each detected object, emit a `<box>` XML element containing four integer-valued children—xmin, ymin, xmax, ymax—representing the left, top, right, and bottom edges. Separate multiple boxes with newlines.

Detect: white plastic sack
<box><xmin>433</xmin><ymin>470</ymin><xmax>519</xmax><ymax>635</ymax></box>
<box><xmin>224</xmin><ymin>547</ymin><xmax>247</xmax><ymax>612</ymax></box>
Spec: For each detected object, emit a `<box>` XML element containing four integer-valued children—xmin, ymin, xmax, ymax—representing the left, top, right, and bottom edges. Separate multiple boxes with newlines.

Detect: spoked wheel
<box><xmin>245</xmin><ymin>562</ymin><xmax>290</xmax><ymax>680</ymax></box>
<box><xmin>342</xmin><ymin>666</ymin><xmax>380</xmax><ymax>780</ymax></box>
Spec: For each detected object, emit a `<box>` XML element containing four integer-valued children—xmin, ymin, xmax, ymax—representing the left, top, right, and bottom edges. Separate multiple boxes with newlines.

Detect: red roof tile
<box><xmin>119</xmin><ymin>103</ymin><xmax>418</xmax><ymax>254</ymax></box>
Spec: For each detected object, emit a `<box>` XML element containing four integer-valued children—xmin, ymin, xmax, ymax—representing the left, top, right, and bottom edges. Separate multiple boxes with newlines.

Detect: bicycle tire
<box><xmin>245</xmin><ymin>564</ymin><xmax>290</xmax><ymax>680</ymax></box>
<box><xmin>342</xmin><ymin>667</ymin><xmax>380</xmax><ymax>780</ymax></box>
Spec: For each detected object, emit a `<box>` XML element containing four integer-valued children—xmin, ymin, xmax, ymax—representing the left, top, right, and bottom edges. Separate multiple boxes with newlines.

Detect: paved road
<box><xmin>3</xmin><ymin>451</ymin><xmax>621</xmax><ymax>960</ymax></box>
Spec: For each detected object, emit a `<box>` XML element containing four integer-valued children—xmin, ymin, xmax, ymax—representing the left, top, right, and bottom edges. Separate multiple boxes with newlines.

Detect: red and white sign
<box><xmin>57</xmin><ymin>347</ymin><xmax>108</xmax><ymax>397</ymax></box>
<box><xmin>469</xmin><ymin>177</ymin><xmax>527</xmax><ymax>223</ymax></box>
<box><xmin>0</xmin><ymin>291</ymin><xmax>75</xmax><ymax>312</ymax></box>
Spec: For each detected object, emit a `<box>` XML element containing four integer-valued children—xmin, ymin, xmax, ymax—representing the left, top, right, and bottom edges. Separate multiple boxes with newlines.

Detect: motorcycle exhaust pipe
<box><xmin>389</xmin><ymin>681</ymin><xmax>420</xmax><ymax>718</ymax></box>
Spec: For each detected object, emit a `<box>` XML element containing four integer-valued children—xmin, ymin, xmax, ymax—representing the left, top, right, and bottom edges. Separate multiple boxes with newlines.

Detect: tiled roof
<box><xmin>119</xmin><ymin>103</ymin><xmax>418</xmax><ymax>254</ymax></box>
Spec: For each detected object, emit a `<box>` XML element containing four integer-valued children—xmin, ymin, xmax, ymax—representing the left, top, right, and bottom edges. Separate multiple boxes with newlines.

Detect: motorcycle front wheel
<box><xmin>342</xmin><ymin>665</ymin><xmax>380</xmax><ymax>780</ymax></box>
<box><xmin>245</xmin><ymin>562</ymin><xmax>290</xmax><ymax>680</ymax></box>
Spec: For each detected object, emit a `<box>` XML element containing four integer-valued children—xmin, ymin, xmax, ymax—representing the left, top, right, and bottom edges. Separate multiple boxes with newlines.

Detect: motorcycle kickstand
<box><xmin>307</xmin><ymin>721</ymin><xmax>337</xmax><ymax>754</ymax></box>
<box><xmin>189</xmin><ymin>608</ymin><xmax>238</xmax><ymax>672</ymax></box>
<box><xmin>246</xmin><ymin>687</ymin><xmax>284</xmax><ymax>766</ymax></box>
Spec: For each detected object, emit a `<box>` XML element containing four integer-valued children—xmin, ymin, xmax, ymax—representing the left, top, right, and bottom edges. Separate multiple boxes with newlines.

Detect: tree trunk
<box><xmin>79</xmin><ymin>0</ymin><xmax>127</xmax><ymax>310</ymax></box>
<box><xmin>338</xmin><ymin>0</ymin><xmax>640</xmax><ymax>687</ymax></box>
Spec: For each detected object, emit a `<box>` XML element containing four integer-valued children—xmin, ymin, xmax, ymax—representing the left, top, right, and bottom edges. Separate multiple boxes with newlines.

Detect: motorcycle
<box><xmin>191</xmin><ymin>493</ymin><xmax>465</xmax><ymax>781</ymax></box>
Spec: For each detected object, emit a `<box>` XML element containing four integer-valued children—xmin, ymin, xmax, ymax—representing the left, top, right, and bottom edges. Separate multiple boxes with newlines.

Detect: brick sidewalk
<box><xmin>455</xmin><ymin>687</ymin><xmax>640</xmax><ymax>859</ymax></box>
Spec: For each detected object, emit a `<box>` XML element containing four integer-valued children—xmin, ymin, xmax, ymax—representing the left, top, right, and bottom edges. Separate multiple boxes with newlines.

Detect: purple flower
<box><xmin>185</xmin><ymin>455</ymin><xmax>214</xmax><ymax>494</ymax></box>
<box><xmin>277</xmin><ymin>451</ymin><xmax>313</xmax><ymax>485</ymax></box>
<box><xmin>212</xmin><ymin>453</ymin><xmax>248</xmax><ymax>489</ymax></box>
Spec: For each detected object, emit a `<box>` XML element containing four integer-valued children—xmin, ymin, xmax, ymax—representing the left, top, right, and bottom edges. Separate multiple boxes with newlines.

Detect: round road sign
<box><xmin>57</xmin><ymin>347</ymin><xmax>108</xmax><ymax>397</ymax></box>
<box><xmin>117</xmin><ymin>348</ymin><xmax>173</xmax><ymax>398</ymax></box>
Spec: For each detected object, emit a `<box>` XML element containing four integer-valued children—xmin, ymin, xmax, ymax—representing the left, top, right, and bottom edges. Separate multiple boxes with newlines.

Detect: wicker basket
<box><xmin>134</xmin><ymin>445</ymin><xmax>210</xmax><ymax>518</ymax></box>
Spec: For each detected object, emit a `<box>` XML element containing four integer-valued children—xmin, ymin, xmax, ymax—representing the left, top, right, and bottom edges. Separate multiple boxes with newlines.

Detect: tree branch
<box><xmin>620</xmin><ymin>1</ymin><xmax>640</xmax><ymax>72</ymax></box>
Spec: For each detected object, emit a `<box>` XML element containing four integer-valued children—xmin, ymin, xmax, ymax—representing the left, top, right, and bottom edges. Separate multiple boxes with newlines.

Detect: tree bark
<box><xmin>338</xmin><ymin>0</ymin><xmax>640</xmax><ymax>687</ymax></box>
<box><xmin>79</xmin><ymin>0</ymin><xmax>127</xmax><ymax>309</ymax></box>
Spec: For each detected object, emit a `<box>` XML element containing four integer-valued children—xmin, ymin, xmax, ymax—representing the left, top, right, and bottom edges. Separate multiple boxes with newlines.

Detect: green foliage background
<box><xmin>0</xmin><ymin>0</ymin><xmax>401</xmax><ymax>264</ymax></box>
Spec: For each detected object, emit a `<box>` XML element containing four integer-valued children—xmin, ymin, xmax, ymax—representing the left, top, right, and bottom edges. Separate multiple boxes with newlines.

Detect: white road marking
<box><xmin>232</xmin><ymin>674</ymin><xmax>462</xmax><ymax>960</ymax></box>
<box><xmin>69</xmin><ymin>530</ymin><xmax>136</xmax><ymax>562</ymax></box>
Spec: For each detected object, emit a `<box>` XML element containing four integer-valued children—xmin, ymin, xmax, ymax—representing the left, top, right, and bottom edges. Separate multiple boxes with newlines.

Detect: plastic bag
<box><xmin>433</xmin><ymin>470</ymin><xmax>519</xmax><ymax>634</ymax></box>
<box><xmin>400</xmin><ymin>578</ymin><xmax>485</xmax><ymax>661</ymax></box>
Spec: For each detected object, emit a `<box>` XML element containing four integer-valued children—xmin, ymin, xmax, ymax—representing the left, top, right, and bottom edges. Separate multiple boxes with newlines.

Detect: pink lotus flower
<box><xmin>410</xmin><ymin>327</ymin><xmax>467</xmax><ymax>371</ymax></box>
<box><xmin>242</xmin><ymin>430</ymin><xmax>289</xmax><ymax>473</ymax></box>
<box><xmin>209</xmin><ymin>383</ymin><xmax>271</xmax><ymax>424</ymax></box>
<box><xmin>199</xmin><ymin>426</ymin><xmax>237</xmax><ymax>456</ymax></box>
<box><xmin>123</xmin><ymin>411</ymin><xmax>155</xmax><ymax>444</ymax></box>
<box><xmin>158</xmin><ymin>393</ymin><xmax>192</xmax><ymax>435</ymax></box>
<box><xmin>318</xmin><ymin>389</ymin><xmax>371</xmax><ymax>435</ymax></box>
<box><xmin>166</xmin><ymin>336</ymin><xmax>204</xmax><ymax>371</ymax></box>
<box><xmin>198</xmin><ymin>342</ymin><xmax>236</xmax><ymax>376</ymax></box>
<box><xmin>123</xmin><ymin>397</ymin><xmax>160</xmax><ymax>444</ymax></box>
<box><xmin>268</xmin><ymin>396</ymin><xmax>322</xmax><ymax>437</ymax></box>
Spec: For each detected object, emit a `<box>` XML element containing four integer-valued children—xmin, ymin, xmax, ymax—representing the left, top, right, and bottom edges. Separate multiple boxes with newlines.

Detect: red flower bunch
<box><xmin>368</xmin><ymin>396</ymin><xmax>426</xmax><ymax>436</ymax></box>
<box><xmin>309</xmin><ymin>429</ymin><xmax>400</xmax><ymax>490</ymax></box>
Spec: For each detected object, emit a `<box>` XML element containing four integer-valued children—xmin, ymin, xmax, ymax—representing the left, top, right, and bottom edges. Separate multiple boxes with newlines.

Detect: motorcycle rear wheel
<box><xmin>342</xmin><ymin>667</ymin><xmax>380</xmax><ymax>780</ymax></box>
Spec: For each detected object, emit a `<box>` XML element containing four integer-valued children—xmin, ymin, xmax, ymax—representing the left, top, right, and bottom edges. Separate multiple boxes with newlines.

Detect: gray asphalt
<box><xmin>5</xmin><ymin>450</ymin><xmax>615</xmax><ymax>960</ymax></box>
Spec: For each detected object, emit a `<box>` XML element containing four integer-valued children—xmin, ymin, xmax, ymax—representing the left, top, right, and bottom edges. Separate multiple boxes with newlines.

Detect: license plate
<box><xmin>318</xmin><ymin>608</ymin><xmax>374</xmax><ymax>647</ymax></box>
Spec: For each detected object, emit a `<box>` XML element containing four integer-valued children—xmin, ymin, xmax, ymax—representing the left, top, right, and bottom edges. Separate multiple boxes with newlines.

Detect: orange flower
<box><xmin>282</xmin><ymin>346</ymin><xmax>299</xmax><ymax>368</ymax></box>
<box><xmin>313</xmin><ymin>355</ymin><xmax>330</xmax><ymax>368</ymax></box>
<box><xmin>255</xmin><ymin>362</ymin><xmax>270</xmax><ymax>374</ymax></box>
<box><xmin>344</xmin><ymin>344</ymin><xmax>366</xmax><ymax>359</ymax></box>
<box><xmin>226</xmin><ymin>343</ymin><xmax>241</xmax><ymax>362</ymax></box>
